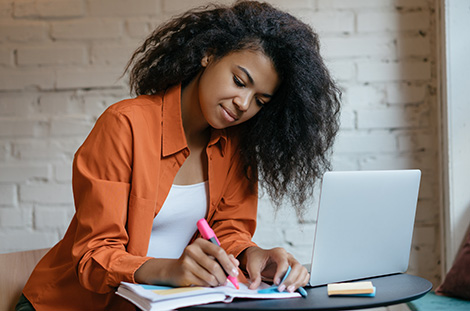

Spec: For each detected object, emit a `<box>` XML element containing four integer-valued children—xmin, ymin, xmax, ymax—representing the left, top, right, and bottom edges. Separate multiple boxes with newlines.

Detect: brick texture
<box><xmin>13</xmin><ymin>0</ymin><xmax>84</xmax><ymax>18</ymax></box>
<box><xmin>0</xmin><ymin>0</ymin><xmax>441</xmax><ymax>288</ymax></box>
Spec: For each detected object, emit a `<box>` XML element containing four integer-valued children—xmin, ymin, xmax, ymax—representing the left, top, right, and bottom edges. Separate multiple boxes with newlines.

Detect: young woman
<box><xmin>18</xmin><ymin>1</ymin><xmax>340</xmax><ymax>310</ymax></box>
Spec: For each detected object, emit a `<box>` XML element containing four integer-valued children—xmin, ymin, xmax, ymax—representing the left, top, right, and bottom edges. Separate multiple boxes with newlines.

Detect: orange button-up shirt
<box><xmin>23</xmin><ymin>85</ymin><xmax>258</xmax><ymax>310</ymax></box>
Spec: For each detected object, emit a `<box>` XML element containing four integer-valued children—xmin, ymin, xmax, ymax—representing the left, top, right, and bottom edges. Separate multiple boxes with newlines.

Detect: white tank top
<box><xmin>146</xmin><ymin>181</ymin><xmax>208</xmax><ymax>258</ymax></box>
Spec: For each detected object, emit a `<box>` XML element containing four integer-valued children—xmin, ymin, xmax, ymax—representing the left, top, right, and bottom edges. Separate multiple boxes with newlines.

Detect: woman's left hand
<box><xmin>239</xmin><ymin>246</ymin><xmax>309</xmax><ymax>292</ymax></box>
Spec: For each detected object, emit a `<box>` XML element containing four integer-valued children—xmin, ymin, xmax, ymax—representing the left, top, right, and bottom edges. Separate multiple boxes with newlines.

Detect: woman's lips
<box><xmin>221</xmin><ymin>105</ymin><xmax>239</xmax><ymax>122</ymax></box>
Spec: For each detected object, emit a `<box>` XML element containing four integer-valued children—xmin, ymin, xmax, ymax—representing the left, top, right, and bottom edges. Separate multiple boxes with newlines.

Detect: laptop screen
<box><xmin>308</xmin><ymin>170</ymin><xmax>421</xmax><ymax>287</ymax></box>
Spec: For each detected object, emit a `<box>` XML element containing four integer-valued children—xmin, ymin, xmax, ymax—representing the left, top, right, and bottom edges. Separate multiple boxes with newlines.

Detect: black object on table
<box><xmin>182</xmin><ymin>273</ymin><xmax>432</xmax><ymax>311</ymax></box>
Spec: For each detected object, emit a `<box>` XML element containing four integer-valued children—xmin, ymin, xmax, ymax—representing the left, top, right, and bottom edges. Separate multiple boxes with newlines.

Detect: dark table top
<box><xmin>182</xmin><ymin>273</ymin><xmax>432</xmax><ymax>311</ymax></box>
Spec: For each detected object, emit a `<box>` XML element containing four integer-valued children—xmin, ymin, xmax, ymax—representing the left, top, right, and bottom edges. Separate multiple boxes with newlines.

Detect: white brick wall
<box><xmin>0</xmin><ymin>0</ymin><xmax>441</xmax><ymax>288</ymax></box>
<box><xmin>13</xmin><ymin>0</ymin><xmax>85</xmax><ymax>18</ymax></box>
<box><xmin>17</xmin><ymin>45</ymin><xmax>87</xmax><ymax>66</ymax></box>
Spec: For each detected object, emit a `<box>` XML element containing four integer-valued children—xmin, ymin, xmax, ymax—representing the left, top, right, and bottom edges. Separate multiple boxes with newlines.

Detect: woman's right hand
<box><xmin>134</xmin><ymin>238</ymin><xmax>239</xmax><ymax>287</ymax></box>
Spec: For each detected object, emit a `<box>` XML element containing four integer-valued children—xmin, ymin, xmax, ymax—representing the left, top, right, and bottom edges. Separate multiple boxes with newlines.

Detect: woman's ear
<box><xmin>201</xmin><ymin>54</ymin><xmax>213</xmax><ymax>67</ymax></box>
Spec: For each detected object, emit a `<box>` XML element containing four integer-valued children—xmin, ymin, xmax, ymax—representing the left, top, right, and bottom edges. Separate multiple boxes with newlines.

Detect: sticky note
<box><xmin>327</xmin><ymin>281</ymin><xmax>375</xmax><ymax>296</ymax></box>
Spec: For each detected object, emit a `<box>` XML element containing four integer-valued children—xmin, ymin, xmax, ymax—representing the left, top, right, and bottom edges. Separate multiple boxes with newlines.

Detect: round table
<box><xmin>183</xmin><ymin>273</ymin><xmax>433</xmax><ymax>311</ymax></box>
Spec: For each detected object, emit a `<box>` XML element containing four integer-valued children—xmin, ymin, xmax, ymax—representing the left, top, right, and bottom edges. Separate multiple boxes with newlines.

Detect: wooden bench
<box><xmin>0</xmin><ymin>248</ymin><xmax>49</xmax><ymax>311</ymax></box>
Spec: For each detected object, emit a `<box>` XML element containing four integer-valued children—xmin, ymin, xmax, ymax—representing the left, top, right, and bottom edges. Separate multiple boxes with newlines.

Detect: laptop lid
<box><xmin>307</xmin><ymin>169</ymin><xmax>421</xmax><ymax>287</ymax></box>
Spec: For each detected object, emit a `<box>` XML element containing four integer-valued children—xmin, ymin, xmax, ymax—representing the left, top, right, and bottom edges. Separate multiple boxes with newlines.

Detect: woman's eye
<box><xmin>256</xmin><ymin>98</ymin><xmax>265</xmax><ymax>107</ymax></box>
<box><xmin>233</xmin><ymin>75</ymin><xmax>245</xmax><ymax>87</ymax></box>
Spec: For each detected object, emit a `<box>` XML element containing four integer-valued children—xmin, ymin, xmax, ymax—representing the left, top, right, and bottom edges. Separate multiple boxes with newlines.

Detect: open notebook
<box><xmin>116</xmin><ymin>282</ymin><xmax>299</xmax><ymax>311</ymax></box>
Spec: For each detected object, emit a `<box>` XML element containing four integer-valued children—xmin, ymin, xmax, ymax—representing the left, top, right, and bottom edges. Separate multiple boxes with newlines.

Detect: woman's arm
<box><xmin>134</xmin><ymin>238</ymin><xmax>239</xmax><ymax>287</ymax></box>
<box><xmin>71</xmin><ymin>106</ymin><xmax>153</xmax><ymax>293</ymax></box>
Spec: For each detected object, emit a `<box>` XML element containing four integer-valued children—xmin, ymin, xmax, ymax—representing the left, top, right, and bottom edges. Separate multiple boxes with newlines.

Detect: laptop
<box><xmin>306</xmin><ymin>169</ymin><xmax>421</xmax><ymax>287</ymax></box>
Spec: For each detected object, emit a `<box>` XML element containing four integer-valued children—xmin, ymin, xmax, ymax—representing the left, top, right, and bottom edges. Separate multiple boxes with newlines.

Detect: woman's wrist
<box><xmin>134</xmin><ymin>258</ymin><xmax>175</xmax><ymax>285</ymax></box>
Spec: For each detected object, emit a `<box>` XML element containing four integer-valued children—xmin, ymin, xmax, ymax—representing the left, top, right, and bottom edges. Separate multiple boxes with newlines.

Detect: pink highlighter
<box><xmin>197</xmin><ymin>218</ymin><xmax>240</xmax><ymax>289</ymax></box>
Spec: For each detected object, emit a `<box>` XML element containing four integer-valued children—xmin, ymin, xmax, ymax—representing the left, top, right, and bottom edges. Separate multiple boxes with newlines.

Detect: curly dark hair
<box><xmin>125</xmin><ymin>0</ymin><xmax>341</xmax><ymax>215</ymax></box>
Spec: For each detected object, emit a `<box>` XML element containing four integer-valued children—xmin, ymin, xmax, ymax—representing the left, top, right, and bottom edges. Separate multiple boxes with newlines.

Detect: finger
<box><xmin>245</xmin><ymin>254</ymin><xmax>265</xmax><ymax>289</ymax></box>
<box><xmin>241</xmin><ymin>248</ymin><xmax>264</xmax><ymax>290</ymax></box>
<box><xmin>184</xmin><ymin>242</ymin><xmax>228</xmax><ymax>286</ymax></box>
<box><xmin>303</xmin><ymin>272</ymin><xmax>311</xmax><ymax>286</ymax></box>
<box><xmin>228</xmin><ymin>254</ymin><xmax>240</xmax><ymax>267</ymax></box>
<box><xmin>180</xmin><ymin>247</ymin><xmax>221</xmax><ymax>287</ymax></box>
<box><xmin>186</xmin><ymin>265</ymin><xmax>217</xmax><ymax>287</ymax></box>
<box><xmin>272</xmin><ymin>260</ymin><xmax>290</xmax><ymax>286</ymax></box>
<box><xmin>275</xmin><ymin>265</ymin><xmax>291</xmax><ymax>292</ymax></box>
<box><xmin>197</xmin><ymin>239</ymin><xmax>239</xmax><ymax>278</ymax></box>
<box><xmin>247</xmin><ymin>265</ymin><xmax>262</xmax><ymax>290</ymax></box>
<box><xmin>284</xmin><ymin>264</ymin><xmax>309</xmax><ymax>292</ymax></box>
<box><xmin>284</xmin><ymin>268</ymin><xmax>303</xmax><ymax>292</ymax></box>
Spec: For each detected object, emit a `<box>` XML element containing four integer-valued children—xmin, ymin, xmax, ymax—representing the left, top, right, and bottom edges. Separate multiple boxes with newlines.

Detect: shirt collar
<box><xmin>209</xmin><ymin>129</ymin><xmax>228</xmax><ymax>157</ymax></box>
<box><xmin>161</xmin><ymin>84</ymin><xmax>228</xmax><ymax>157</ymax></box>
<box><xmin>162</xmin><ymin>85</ymin><xmax>188</xmax><ymax>157</ymax></box>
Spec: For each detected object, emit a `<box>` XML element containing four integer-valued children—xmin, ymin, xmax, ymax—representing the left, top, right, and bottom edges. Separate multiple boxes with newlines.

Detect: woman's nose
<box><xmin>233</xmin><ymin>93</ymin><xmax>251</xmax><ymax>112</ymax></box>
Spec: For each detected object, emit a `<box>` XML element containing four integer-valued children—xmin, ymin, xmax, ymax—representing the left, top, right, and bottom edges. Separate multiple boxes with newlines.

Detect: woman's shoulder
<box><xmin>106</xmin><ymin>94</ymin><xmax>164</xmax><ymax>116</ymax></box>
<box><xmin>90</xmin><ymin>95</ymin><xmax>165</xmax><ymax>138</ymax></box>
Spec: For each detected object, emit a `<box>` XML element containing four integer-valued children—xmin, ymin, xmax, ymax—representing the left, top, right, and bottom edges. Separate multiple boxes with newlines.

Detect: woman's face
<box><xmin>197</xmin><ymin>49</ymin><xmax>280</xmax><ymax>129</ymax></box>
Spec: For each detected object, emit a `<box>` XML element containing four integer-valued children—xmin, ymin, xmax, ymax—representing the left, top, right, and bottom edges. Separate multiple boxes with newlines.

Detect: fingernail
<box><xmin>277</xmin><ymin>284</ymin><xmax>286</xmax><ymax>292</ymax></box>
<box><xmin>287</xmin><ymin>285</ymin><xmax>295</xmax><ymax>293</ymax></box>
<box><xmin>232</xmin><ymin>268</ymin><xmax>239</xmax><ymax>276</ymax></box>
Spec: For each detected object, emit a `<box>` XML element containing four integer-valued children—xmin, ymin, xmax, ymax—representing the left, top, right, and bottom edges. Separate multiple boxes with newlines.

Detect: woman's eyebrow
<box><xmin>237</xmin><ymin>65</ymin><xmax>254</xmax><ymax>85</ymax></box>
<box><xmin>237</xmin><ymin>65</ymin><xmax>273</xmax><ymax>98</ymax></box>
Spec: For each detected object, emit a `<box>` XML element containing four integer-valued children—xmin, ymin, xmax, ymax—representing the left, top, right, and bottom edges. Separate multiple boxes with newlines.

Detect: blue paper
<box><xmin>257</xmin><ymin>266</ymin><xmax>307</xmax><ymax>297</ymax></box>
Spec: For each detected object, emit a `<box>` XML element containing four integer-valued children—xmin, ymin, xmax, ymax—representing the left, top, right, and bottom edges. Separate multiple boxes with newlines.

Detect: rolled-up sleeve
<box><xmin>71</xmin><ymin>107</ymin><xmax>151</xmax><ymax>294</ymax></box>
